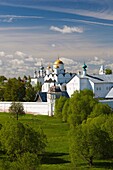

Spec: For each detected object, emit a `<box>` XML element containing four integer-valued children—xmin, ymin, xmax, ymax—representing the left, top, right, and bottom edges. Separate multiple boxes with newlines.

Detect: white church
<box><xmin>31</xmin><ymin>58</ymin><xmax>113</xmax><ymax>100</ymax></box>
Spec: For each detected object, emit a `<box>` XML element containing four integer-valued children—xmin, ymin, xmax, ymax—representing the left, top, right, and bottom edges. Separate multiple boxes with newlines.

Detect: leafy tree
<box><xmin>90</xmin><ymin>103</ymin><xmax>113</xmax><ymax>118</ymax></box>
<box><xmin>62</xmin><ymin>99</ymin><xmax>70</xmax><ymax>122</ymax></box>
<box><xmin>10</xmin><ymin>152</ymin><xmax>40</xmax><ymax>170</ymax></box>
<box><xmin>0</xmin><ymin>76</ymin><xmax>7</xmax><ymax>101</ymax></box>
<box><xmin>34</xmin><ymin>82</ymin><xmax>42</xmax><ymax>92</ymax></box>
<box><xmin>0</xmin><ymin>76</ymin><xmax>7</xmax><ymax>83</ymax></box>
<box><xmin>24</xmin><ymin>81</ymin><xmax>36</xmax><ymax>101</ymax></box>
<box><xmin>105</xmin><ymin>68</ymin><xmax>112</xmax><ymax>74</ymax></box>
<box><xmin>23</xmin><ymin>75</ymin><xmax>28</xmax><ymax>82</ymax></box>
<box><xmin>9</xmin><ymin>102</ymin><xmax>25</xmax><ymax>120</ymax></box>
<box><xmin>54</xmin><ymin>96</ymin><xmax>67</xmax><ymax>119</ymax></box>
<box><xmin>102</xmin><ymin>114</ymin><xmax>113</xmax><ymax>141</ymax></box>
<box><xmin>0</xmin><ymin>120</ymin><xmax>47</xmax><ymax>163</ymax></box>
<box><xmin>4</xmin><ymin>78</ymin><xmax>26</xmax><ymax>101</ymax></box>
<box><xmin>0</xmin><ymin>87</ymin><xmax>5</xmax><ymax>101</ymax></box>
<box><xmin>68</xmin><ymin>89</ymin><xmax>98</xmax><ymax>126</ymax></box>
<box><xmin>70</xmin><ymin>120</ymin><xmax>113</xmax><ymax>167</ymax></box>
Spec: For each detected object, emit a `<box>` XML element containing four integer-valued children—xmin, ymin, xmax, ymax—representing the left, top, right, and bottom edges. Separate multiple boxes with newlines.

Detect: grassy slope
<box><xmin>0</xmin><ymin>113</ymin><xmax>113</xmax><ymax>170</ymax></box>
<box><xmin>0</xmin><ymin>113</ymin><xmax>71</xmax><ymax>170</ymax></box>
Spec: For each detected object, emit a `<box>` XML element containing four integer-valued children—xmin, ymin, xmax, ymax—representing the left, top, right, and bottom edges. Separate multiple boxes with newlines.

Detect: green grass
<box><xmin>0</xmin><ymin>113</ymin><xmax>113</xmax><ymax>169</ymax></box>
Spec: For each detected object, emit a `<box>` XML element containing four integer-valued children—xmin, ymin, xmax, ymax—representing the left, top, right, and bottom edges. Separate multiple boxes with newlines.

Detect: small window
<box><xmin>97</xmin><ymin>87</ymin><xmax>98</xmax><ymax>90</ymax></box>
<box><xmin>99</xmin><ymin>87</ymin><xmax>101</xmax><ymax>90</ymax></box>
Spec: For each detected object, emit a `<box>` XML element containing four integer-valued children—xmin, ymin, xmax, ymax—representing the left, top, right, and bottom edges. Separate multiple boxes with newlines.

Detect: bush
<box><xmin>9</xmin><ymin>102</ymin><xmax>25</xmax><ymax>120</ymax></box>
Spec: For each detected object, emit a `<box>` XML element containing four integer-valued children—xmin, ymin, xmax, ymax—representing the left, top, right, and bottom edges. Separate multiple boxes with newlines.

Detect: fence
<box><xmin>0</xmin><ymin>102</ymin><xmax>49</xmax><ymax>115</ymax></box>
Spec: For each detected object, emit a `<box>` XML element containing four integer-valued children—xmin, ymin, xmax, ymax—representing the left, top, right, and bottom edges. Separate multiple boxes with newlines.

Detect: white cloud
<box><xmin>0</xmin><ymin>60</ymin><xmax>3</xmax><ymax>66</ymax></box>
<box><xmin>5</xmin><ymin>54</ymin><xmax>13</xmax><ymax>58</ymax></box>
<box><xmin>0</xmin><ymin>51</ymin><xmax>5</xmax><ymax>57</ymax></box>
<box><xmin>87</xmin><ymin>58</ymin><xmax>105</xmax><ymax>65</ymax></box>
<box><xmin>15</xmin><ymin>51</ymin><xmax>27</xmax><ymax>58</ymax></box>
<box><xmin>10</xmin><ymin>59</ymin><xmax>24</xmax><ymax>66</ymax></box>
<box><xmin>25</xmin><ymin>56</ymin><xmax>34</xmax><ymax>62</ymax></box>
<box><xmin>3</xmin><ymin>17</ymin><xmax>13</xmax><ymax>23</ymax></box>
<box><xmin>60</xmin><ymin>57</ymin><xmax>77</xmax><ymax>65</ymax></box>
<box><xmin>51</xmin><ymin>44</ymin><xmax>56</xmax><ymax>47</ymax></box>
<box><xmin>1</xmin><ymin>1</ymin><xmax>113</xmax><ymax>22</ymax></box>
<box><xmin>94</xmin><ymin>56</ymin><xmax>99</xmax><ymax>61</ymax></box>
<box><xmin>106</xmin><ymin>63</ymin><xmax>113</xmax><ymax>69</ymax></box>
<box><xmin>34</xmin><ymin>62</ymin><xmax>42</xmax><ymax>66</ymax></box>
<box><xmin>50</xmin><ymin>25</ymin><xmax>84</xmax><ymax>34</ymax></box>
<box><xmin>0</xmin><ymin>15</ymin><xmax>43</xmax><ymax>19</ymax></box>
<box><xmin>0</xmin><ymin>15</ymin><xmax>43</xmax><ymax>23</ymax></box>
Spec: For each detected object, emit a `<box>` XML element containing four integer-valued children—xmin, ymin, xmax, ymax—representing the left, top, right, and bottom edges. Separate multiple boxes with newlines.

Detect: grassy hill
<box><xmin>0</xmin><ymin>113</ymin><xmax>113</xmax><ymax>170</ymax></box>
<box><xmin>0</xmin><ymin>113</ymin><xmax>71</xmax><ymax>170</ymax></box>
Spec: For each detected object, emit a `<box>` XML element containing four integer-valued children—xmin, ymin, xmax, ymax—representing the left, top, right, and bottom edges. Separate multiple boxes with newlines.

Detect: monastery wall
<box><xmin>0</xmin><ymin>102</ymin><xmax>49</xmax><ymax>115</ymax></box>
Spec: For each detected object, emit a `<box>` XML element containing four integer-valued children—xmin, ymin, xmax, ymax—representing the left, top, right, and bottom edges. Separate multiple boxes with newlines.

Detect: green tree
<box><xmin>34</xmin><ymin>82</ymin><xmax>42</xmax><ymax>92</ymax></box>
<box><xmin>0</xmin><ymin>87</ymin><xmax>5</xmax><ymax>101</ymax></box>
<box><xmin>68</xmin><ymin>89</ymin><xmax>97</xmax><ymax>126</ymax></box>
<box><xmin>9</xmin><ymin>102</ymin><xmax>25</xmax><ymax>120</ymax></box>
<box><xmin>105</xmin><ymin>68</ymin><xmax>112</xmax><ymax>74</ymax></box>
<box><xmin>4</xmin><ymin>78</ymin><xmax>25</xmax><ymax>101</ymax></box>
<box><xmin>0</xmin><ymin>120</ymin><xmax>47</xmax><ymax>163</ymax></box>
<box><xmin>24</xmin><ymin>81</ymin><xmax>36</xmax><ymax>101</ymax></box>
<box><xmin>54</xmin><ymin>96</ymin><xmax>67</xmax><ymax>119</ymax></box>
<box><xmin>0</xmin><ymin>76</ymin><xmax>7</xmax><ymax>83</ymax></box>
<box><xmin>62</xmin><ymin>99</ymin><xmax>70</xmax><ymax>122</ymax></box>
<box><xmin>70</xmin><ymin>120</ymin><xmax>113</xmax><ymax>167</ymax></box>
<box><xmin>90</xmin><ymin>103</ymin><xmax>112</xmax><ymax>118</ymax></box>
<box><xmin>0</xmin><ymin>76</ymin><xmax>7</xmax><ymax>101</ymax></box>
<box><xmin>101</xmin><ymin>114</ymin><xmax>113</xmax><ymax>141</ymax></box>
<box><xmin>10</xmin><ymin>152</ymin><xmax>40</xmax><ymax>170</ymax></box>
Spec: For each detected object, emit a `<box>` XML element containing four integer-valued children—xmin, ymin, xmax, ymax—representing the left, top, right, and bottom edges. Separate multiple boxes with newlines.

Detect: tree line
<box><xmin>54</xmin><ymin>89</ymin><xmax>113</xmax><ymax>167</ymax></box>
<box><xmin>0</xmin><ymin>76</ymin><xmax>41</xmax><ymax>102</ymax></box>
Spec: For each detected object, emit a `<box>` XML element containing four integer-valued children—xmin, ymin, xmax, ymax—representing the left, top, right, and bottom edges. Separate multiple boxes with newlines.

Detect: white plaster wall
<box><xmin>80</xmin><ymin>78</ymin><xmax>92</xmax><ymax>90</ymax></box>
<box><xmin>0</xmin><ymin>102</ymin><xmax>49</xmax><ymax>115</ymax></box>
<box><xmin>67</xmin><ymin>76</ymin><xmax>80</xmax><ymax>97</ymax></box>
<box><xmin>94</xmin><ymin>83</ymin><xmax>113</xmax><ymax>98</ymax></box>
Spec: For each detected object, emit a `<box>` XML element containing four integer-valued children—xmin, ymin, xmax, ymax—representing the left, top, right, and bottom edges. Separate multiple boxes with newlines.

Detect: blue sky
<box><xmin>0</xmin><ymin>0</ymin><xmax>113</xmax><ymax>77</ymax></box>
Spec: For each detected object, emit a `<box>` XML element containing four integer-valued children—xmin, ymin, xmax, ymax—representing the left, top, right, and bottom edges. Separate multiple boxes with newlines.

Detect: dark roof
<box><xmin>45</xmin><ymin>79</ymin><xmax>56</xmax><ymax>83</ymax></box>
<box><xmin>86</xmin><ymin>74</ymin><xmax>104</xmax><ymax>81</ymax></box>
<box><xmin>34</xmin><ymin>92</ymin><xmax>47</xmax><ymax>102</ymax></box>
<box><xmin>61</xmin><ymin>91</ymin><xmax>69</xmax><ymax>98</ymax></box>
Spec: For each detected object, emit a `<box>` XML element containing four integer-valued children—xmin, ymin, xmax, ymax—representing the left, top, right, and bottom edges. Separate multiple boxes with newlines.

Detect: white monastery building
<box><xmin>31</xmin><ymin>58</ymin><xmax>75</xmax><ymax>94</ymax></box>
<box><xmin>31</xmin><ymin>58</ymin><xmax>113</xmax><ymax>100</ymax></box>
<box><xmin>67</xmin><ymin>63</ymin><xmax>113</xmax><ymax>99</ymax></box>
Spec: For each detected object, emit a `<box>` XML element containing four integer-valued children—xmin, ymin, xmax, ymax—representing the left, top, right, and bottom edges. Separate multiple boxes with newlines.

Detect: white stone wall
<box><xmin>0</xmin><ymin>102</ymin><xmax>49</xmax><ymax>115</ymax></box>
<box><xmin>93</xmin><ymin>83</ymin><xmax>113</xmax><ymax>98</ymax></box>
<box><xmin>66</xmin><ymin>76</ymin><xmax>80</xmax><ymax>97</ymax></box>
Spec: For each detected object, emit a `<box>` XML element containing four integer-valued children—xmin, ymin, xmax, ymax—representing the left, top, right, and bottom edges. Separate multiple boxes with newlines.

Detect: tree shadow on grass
<box><xmin>94</xmin><ymin>161</ymin><xmax>113</xmax><ymax>169</ymax></box>
<box><xmin>41</xmin><ymin>152</ymin><xmax>70</xmax><ymax>164</ymax></box>
<box><xmin>79</xmin><ymin>161</ymin><xmax>113</xmax><ymax>169</ymax></box>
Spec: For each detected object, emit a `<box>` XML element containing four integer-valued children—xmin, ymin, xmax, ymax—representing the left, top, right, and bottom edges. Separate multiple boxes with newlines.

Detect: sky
<box><xmin>0</xmin><ymin>0</ymin><xmax>113</xmax><ymax>77</ymax></box>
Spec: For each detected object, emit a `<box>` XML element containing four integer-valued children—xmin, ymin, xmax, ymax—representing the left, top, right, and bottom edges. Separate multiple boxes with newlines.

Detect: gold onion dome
<box><xmin>54</xmin><ymin>59</ymin><xmax>63</xmax><ymax>65</ymax></box>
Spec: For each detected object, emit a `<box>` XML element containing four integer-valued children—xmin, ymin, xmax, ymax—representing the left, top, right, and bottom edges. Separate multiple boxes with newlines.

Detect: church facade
<box><xmin>31</xmin><ymin>58</ymin><xmax>113</xmax><ymax>100</ymax></box>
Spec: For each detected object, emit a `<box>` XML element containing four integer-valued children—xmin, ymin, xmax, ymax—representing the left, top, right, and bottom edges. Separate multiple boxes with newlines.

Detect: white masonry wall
<box><xmin>0</xmin><ymin>102</ymin><xmax>49</xmax><ymax>115</ymax></box>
